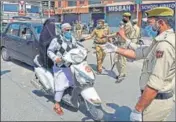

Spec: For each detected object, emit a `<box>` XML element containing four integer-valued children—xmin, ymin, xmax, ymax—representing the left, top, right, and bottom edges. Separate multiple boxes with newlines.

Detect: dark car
<box><xmin>1</xmin><ymin>19</ymin><xmax>43</xmax><ymax>66</ymax></box>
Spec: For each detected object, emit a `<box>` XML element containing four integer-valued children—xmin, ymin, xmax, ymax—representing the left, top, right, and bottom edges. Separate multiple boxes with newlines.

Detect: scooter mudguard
<box><xmin>34</xmin><ymin>67</ymin><xmax>54</xmax><ymax>93</ymax></box>
<box><xmin>81</xmin><ymin>87</ymin><xmax>101</xmax><ymax>106</ymax></box>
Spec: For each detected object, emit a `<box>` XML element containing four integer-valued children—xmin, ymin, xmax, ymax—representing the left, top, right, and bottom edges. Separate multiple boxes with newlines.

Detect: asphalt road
<box><xmin>1</xmin><ymin>38</ymin><xmax>175</xmax><ymax>121</ymax></box>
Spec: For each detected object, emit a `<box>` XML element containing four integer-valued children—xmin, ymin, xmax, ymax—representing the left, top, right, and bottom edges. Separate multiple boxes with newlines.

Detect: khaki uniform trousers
<box><xmin>114</xmin><ymin>43</ymin><xmax>127</xmax><ymax>76</ymax></box>
<box><xmin>76</xmin><ymin>30</ymin><xmax>82</xmax><ymax>40</ymax></box>
<box><xmin>143</xmin><ymin>96</ymin><xmax>175</xmax><ymax>121</ymax></box>
<box><xmin>95</xmin><ymin>44</ymin><xmax>106</xmax><ymax>72</ymax></box>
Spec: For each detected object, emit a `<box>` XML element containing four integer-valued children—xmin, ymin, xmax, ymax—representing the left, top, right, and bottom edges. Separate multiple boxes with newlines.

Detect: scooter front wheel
<box><xmin>85</xmin><ymin>100</ymin><xmax>104</xmax><ymax>121</ymax></box>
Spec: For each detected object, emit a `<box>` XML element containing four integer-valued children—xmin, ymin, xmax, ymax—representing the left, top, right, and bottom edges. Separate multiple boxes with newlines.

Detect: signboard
<box><xmin>62</xmin><ymin>9</ymin><xmax>74</xmax><ymax>13</ymax></box>
<box><xmin>135</xmin><ymin>0</ymin><xmax>142</xmax><ymax>4</ymax></box>
<box><xmin>141</xmin><ymin>2</ymin><xmax>175</xmax><ymax>11</ymax></box>
<box><xmin>106</xmin><ymin>5</ymin><xmax>134</xmax><ymax>12</ymax></box>
<box><xmin>60</xmin><ymin>7</ymin><xmax>89</xmax><ymax>14</ymax></box>
<box><xmin>89</xmin><ymin>7</ymin><xmax>104</xmax><ymax>13</ymax></box>
<box><xmin>19</xmin><ymin>1</ymin><xmax>25</xmax><ymax>5</ymax></box>
<box><xmin>26</xmin><ymin>5</ymin><xmax>31</xmax><ymax>9</ymax></box>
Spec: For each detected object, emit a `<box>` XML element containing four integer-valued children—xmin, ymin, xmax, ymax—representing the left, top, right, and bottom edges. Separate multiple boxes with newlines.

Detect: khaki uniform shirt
<box><xmin>124</xmin><ymin>21</ymin><xmax>135</xmax><ymax>40</ymax></box>
<box><xmin>75</xmin><ymin>23</ymin><xmax>82</xmax><ymax>30</ymax></box>
<box><xmin>91</xmin><ymin>27</ymin><xmax>110</xmax><ymax>44</ymax></box>
<box><xmin>133</xmin><ymin>24</ymin><xmax>140</xmax><ymax>39</ymax></box>
<box><xmin>128</xmin><ymin>29</ymin><xmax>175</xmax><ymax>94</ymax></box>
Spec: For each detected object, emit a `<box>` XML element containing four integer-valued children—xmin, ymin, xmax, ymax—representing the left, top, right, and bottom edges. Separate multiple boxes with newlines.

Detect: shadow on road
<box><xmin>104</xmin><ymin>69</ymin><xmax>117</xmax><ymax>79</ymax></box>
<box><xmin>81</xmin><ymin>102</ymin><xmax>132</xmax><ymax>121</ymax></box>
<box><xmin>32</xmin><ymin>90</ymin><xmax>79</xmax><ymax>112</ymax></box>
<box><xmin>10</xmin><ymin>59</ymin><xmax>34</xmax><ymax>71</ymax></box>
<box><xmin>0</xmin><ymin>70</ymin><xmax>11</xmax><ymax>76</ymax></box>
<box><xmin>89</xmin><ymin>64</ymin><xmax>117</xmax><ymax>79</ymax></box>
<box><xmin>32</xmin><ymin>90</ymin><xmax>132</xmax><ymax>121</ymax></box>
<box><xmin>103</xmin><ymin>103</ymin><xmax>132</xmax><ymax>121</ymax></box>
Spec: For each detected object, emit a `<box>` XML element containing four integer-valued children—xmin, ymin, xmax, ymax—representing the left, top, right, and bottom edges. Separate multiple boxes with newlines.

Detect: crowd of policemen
<box><xmin>79</xmin><ymin>12</ymin><xmax>141</xmax><ymax>83</ymax></box>
<box><xmin>79</xmin><ymin>6</ymin><xmax>175</xmax><ymax>121</ymax></box>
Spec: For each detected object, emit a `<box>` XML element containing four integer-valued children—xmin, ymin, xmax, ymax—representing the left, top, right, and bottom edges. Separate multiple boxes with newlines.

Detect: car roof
<box><xmin>10</xmin><ymin>21</ymin><xmax>43</xmax><ymax>25</ymax></box>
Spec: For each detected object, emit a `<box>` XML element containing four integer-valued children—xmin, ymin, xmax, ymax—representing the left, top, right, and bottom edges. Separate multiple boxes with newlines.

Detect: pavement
<box><xmin>1</xmin><ymin>38</ymin><xmax>175</xmax><ymax>121</ymax></box>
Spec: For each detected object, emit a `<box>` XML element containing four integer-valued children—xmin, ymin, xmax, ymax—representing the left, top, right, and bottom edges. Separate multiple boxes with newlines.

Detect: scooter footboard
<box><xmin>35</xmin><ymin>67</ymin><xmax>54</xmax><ymax>91</ymax></box>
<box><xmin>81</xmin><ymin>87</ymin><xmax>101</xmax><ymax>105</ymax></box>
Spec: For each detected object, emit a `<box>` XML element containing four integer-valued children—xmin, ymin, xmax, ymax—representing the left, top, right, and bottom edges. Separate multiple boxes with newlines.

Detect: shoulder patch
<box><xmin>156</xmin><ymin>50</ymin><xmax>164</xmax><ymax>58</ymax></box>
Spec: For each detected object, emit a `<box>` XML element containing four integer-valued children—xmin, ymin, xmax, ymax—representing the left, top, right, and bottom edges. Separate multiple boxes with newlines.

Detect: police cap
<box><xmin>145</xmin><ymin>7</ymin><xmax>174</xmax><ymax>17</ymax></box>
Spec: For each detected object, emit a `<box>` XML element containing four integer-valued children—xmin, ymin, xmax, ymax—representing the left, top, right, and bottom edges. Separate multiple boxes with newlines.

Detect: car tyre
<box><xmin>1</xmin><ymin>47</ymin><xmax>10</xmax><ymax>61</ymax></box>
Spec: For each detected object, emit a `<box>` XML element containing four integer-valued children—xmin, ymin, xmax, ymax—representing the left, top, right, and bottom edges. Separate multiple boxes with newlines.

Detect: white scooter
<box><xmin>31</xmin><ymin>46</ymin><xmax>104</xmax><ymax>121</ymax></box>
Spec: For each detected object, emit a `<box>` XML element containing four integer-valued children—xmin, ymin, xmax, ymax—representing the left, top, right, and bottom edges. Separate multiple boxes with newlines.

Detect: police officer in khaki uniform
<box><xmin>80</xmin><ymin>19</ymin><xmax>110</xmax><ymax>74</ymax></box>
<box><xmin>107</xmin><ymin>12</ymin><xmax>135</xmax><ymax>83</ymax></box>
<box><xmin>75</xmin><ymin>20</ymin><xmax>82</xmax><ymax>40</ymax></box>
<box><xmin>101</xmin><ymin>7</ymin><xmax>175</xmax><ymax>121</ymax></box>
<box><xmin>122</xmin><ymin>12</ymin><xmax>135</xmax><ymax>42</ymax></box>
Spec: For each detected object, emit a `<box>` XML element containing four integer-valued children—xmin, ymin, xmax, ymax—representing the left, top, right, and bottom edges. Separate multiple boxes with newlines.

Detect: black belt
<box><xmin>94</xmin><ymin>41</ymin><xmax>107</xmax><ymax>45</ymax></box>
<box><xmin>141</xmin><ymin>90</ymin><xmax>173</xmax><ymax>100</ymax></box>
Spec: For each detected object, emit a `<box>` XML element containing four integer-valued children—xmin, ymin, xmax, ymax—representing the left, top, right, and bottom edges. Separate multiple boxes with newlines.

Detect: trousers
<box><xmin>53</xmin><ymin>65</ymin><xmax>74</xmax><ymax>102</ymax></box>
<box><xmin>95</xmin><ymin>44</ymin><xmax>106</xmax><ymax>72</ymax></box>
<box><xmin>143</xmin><ymin>96</ymin><xmax>175</xmax><ymax>121</ymax></box>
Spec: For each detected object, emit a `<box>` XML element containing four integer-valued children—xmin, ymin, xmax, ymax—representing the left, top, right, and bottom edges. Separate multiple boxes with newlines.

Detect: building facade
<box><xmin>1</xmin><ymin>1</ymin><xmax>41</xmax><ymax>22</ymax></box>
<box><xmin>52</xmin><ymin>0</ymin><xmax>114</xmax><ymax>25</ymax></box>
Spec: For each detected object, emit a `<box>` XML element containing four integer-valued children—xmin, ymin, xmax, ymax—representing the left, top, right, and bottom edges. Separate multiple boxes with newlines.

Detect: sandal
<box><xmin>53</xmin><ymin>103</ymin><xmax>64</xmax><ymax>115</ymax></box>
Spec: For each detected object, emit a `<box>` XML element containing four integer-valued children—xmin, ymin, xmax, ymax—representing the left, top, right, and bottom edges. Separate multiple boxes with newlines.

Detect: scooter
<box><xmin>31</xmin><ymin>46</ymin><xmax>104</xmax><ymax>121</ymax></box>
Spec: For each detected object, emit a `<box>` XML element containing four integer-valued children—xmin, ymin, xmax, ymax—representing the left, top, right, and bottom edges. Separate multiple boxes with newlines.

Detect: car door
<box><xmin>3</xmin><ymin>23</ymin><xmax>21</xmax><ymax>59</ymax></box>
<box><xmin>18</xmin><ymin>24</ymin><xmax>37</xmax><ymax>66</ymax></box>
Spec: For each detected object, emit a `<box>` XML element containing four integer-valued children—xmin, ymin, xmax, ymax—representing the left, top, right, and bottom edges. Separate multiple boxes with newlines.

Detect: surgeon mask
<box><xmin>63</xmin><ymin>30</ymin><xmax>72</xmax><ymax>41</ymax></box>
<box><xmin>145</xmin><ymin>25</ymin><xmax>158</xmax><ymax>38</ymax></box>
<box><xmin>147</xmin><ymin>18</ymin><xmax>160</xmax><ymax>33</ymax></box>
<box><xmin>96</xmin><ymin>21</ymin><xmax>104</xmax><ymax>29</ymax></box>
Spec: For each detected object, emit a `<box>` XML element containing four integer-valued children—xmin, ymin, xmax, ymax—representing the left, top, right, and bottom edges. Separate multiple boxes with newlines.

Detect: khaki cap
<box><xmin>145</xmin><ymin>7</ymin><xmax>174</xmax><ymax>17</ymax></box>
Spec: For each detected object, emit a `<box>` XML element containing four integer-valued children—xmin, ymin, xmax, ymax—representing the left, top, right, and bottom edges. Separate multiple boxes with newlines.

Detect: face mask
<box><xmin>150</xmin><ymin>19</ymin><xmax>160</xmax><ymax>32</ymax></box>
<box><xmin>122</xmin><ymin>19</ymin><xmax>128</xmax><ymax>23</ymax></box>
<box><xmin>64</xmin><ymin>31</ymin><xmax>72</xmax><ymax>41</ymax></box>
<box><xmin>145</xmin><ymin>25</ymin><xmax>158</xmax><ymax>38</ymax></box>
<box><xmin>97</xmin><ymin>24</ymin><xmax>102</xmax><ymax>29</ymax></box>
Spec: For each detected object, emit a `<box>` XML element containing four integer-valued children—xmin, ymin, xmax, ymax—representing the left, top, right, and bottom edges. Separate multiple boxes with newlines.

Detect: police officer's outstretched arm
<box><xmin>114</xmin><ymin>28</ymin><xmax>150</xmax><ymax>60</ymax></box>
<box><xmin>80</xmin><ymin>29</ymin><xmax>95</xmax><ymax>42</ymax></box>
<box><xmin>47</xmin><ymin>38</ymin><xmax>62</xmax><ymax>63</ymax></box>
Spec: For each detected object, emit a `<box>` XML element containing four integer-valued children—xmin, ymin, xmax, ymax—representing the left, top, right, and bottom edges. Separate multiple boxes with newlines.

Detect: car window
<box><xmin>20</xmin><ymin>24</ymin><xmax>35</xmax><ymax>40</ymax></box>
<box><xmin>33</xmin><ymin>24</ymin><xmax>43</xmax><ymax>39</ymax></box>
<box><xmin>6</xmin><ymin>23</ymin><xmax>20</xmax><ymax>37</ymax></box>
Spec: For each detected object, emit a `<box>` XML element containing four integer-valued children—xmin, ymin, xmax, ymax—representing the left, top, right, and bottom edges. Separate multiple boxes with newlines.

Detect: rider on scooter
<box><xmin>47</xmin><ymin>23</ymin><xmax>80</xmax><ymax>115</ymax></box>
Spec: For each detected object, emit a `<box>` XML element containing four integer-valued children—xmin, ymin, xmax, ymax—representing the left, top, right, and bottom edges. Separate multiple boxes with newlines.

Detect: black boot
<box><xmin>115</xmin><ymin>74</ymin><xmax>126</xmax><ymax>83</ymax></box>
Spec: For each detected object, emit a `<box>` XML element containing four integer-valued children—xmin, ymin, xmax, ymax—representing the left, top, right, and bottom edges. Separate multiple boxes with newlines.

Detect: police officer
<box><xmin>101</xmin><ymin>7</ymin><xmax>175</xmax><ymax>121</ymax></box>
<box><xmin>107</xmin><ymin>12</ymin><xmax>135</xmax><ymax>82</ymax></box>
<box><xmin>75</xmin><ymin>20</ymin><xmax>82</xmax><ymax>40</ymax></box>
<box><xmin>80</xmin><ymin>19</ymin><xmax>110</xmax><ymax>74</ymax></box>
<box><xmin>122</xmin><ymin>12</ymin><xmax>135</xmax><ymax>42</ymax></box>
